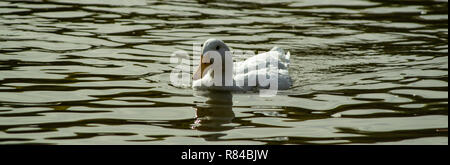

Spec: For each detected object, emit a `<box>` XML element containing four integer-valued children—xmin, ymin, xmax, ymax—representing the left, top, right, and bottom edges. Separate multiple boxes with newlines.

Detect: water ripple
<box><xmin>0</xmin><ymin>0</ymin><xmax>447</xmax><ymax>144</ymax></box>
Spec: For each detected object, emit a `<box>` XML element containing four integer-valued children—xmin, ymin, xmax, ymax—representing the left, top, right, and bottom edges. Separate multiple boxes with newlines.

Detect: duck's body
<box><xmin>192</xmin><ymin>39</ymin><xmax>291</xmax><ymax>91</ymax></box>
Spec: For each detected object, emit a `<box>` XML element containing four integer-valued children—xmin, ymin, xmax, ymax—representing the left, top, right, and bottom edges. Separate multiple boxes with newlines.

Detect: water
<box><xmin>0</xmin><ymin>0</ymin><xmax>447</xmax><ymax>145</ymax></box>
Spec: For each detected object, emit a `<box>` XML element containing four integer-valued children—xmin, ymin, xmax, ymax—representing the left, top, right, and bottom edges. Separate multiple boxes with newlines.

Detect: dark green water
<box><xmin>0</xmin><ymin>0</ymin><xmax>447</xmax><ymax>144</ymax></box>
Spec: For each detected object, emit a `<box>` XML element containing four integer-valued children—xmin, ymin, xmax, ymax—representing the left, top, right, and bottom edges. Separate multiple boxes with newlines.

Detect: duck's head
<box><xmin>193</xmin><ymin>38</ymin><xmax>231</xmax><ymax>80</ymax></box>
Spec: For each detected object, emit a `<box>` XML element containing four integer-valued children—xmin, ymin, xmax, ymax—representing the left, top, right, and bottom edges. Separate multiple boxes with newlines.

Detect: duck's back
<box><xmin>233</xmin><ymin>47</ymin><xmax>291</xmax><ymax>90</ymax></box>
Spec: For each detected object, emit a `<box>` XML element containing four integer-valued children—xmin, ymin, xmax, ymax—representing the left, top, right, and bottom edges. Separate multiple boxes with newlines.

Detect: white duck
<box><xmin>192</xmin><ymin>38</ymin><xmax>291</xmax><ymax>91</ymax></box>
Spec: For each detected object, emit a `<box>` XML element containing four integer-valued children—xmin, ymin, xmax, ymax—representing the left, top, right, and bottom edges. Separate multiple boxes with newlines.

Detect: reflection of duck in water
<box><xmin>192</xmin><ymin>90</ymin><xmax>235</xmax><ymax>131</ymax></box>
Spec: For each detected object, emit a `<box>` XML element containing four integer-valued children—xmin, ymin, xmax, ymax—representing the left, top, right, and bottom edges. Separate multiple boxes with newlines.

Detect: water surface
<box><xmin>0</xmin><ymin>0</ymin><xmax>448</xmax><ymax>144</ymax></box>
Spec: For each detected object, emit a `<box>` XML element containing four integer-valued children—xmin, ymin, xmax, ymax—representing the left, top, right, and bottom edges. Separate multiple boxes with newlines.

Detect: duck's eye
<box><xmin>216</xmin><ymin>46</ymin><xmax>220</xmax><ymax>50</ymax></box>
<box><xmin>201</xmin><ymin>44</ymin><xmax>203</xmax><ymax>47</ymax></box>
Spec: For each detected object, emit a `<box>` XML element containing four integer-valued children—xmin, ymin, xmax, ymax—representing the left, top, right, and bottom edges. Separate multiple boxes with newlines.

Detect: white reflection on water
<box><xmin>192</xmin><ymin>91</ymin><xmax>235</xmax><ymax>132</ymax></box>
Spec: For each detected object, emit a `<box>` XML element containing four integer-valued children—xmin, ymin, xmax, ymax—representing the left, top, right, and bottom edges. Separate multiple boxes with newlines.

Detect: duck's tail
<box><xmin>270</xmin><ymin>46</ymin><xmax>290</xmax><ymax>67</ymax></box>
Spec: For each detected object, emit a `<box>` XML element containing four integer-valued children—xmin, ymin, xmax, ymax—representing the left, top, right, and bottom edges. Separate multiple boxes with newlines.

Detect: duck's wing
<box><xmin>233</xmin><ymin>47</ymin><xmax>292</xmax><ymax>90</ymax></box>
<box><xmin>234</xmin><ymin>47</ymin><xmax>290</xmax><ymax>74</ymax></box>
